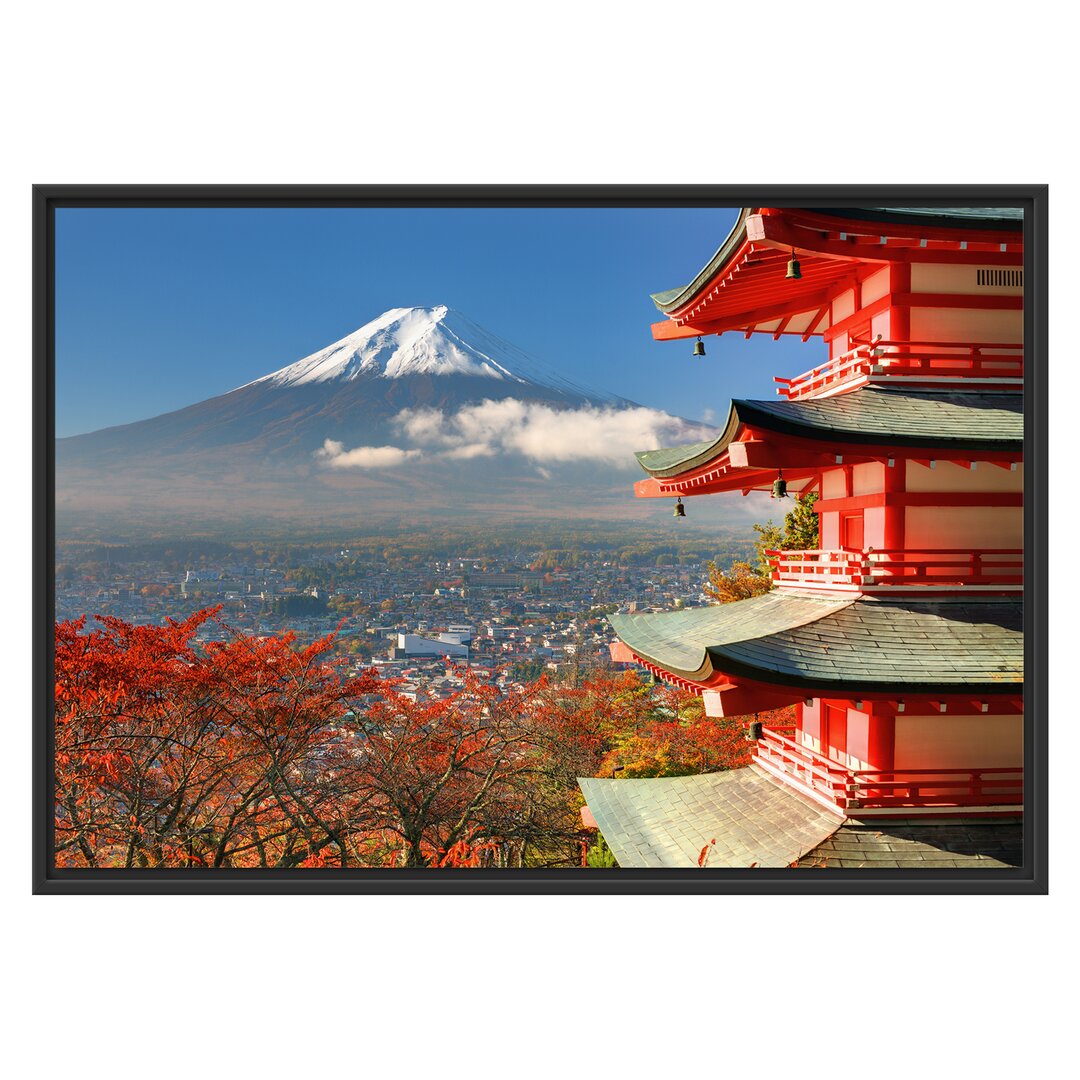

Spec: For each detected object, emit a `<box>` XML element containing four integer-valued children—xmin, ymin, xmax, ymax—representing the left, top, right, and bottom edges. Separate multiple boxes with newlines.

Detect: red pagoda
<box><xmin>580</xmin><ymin>206</ymin><xmax>1025</xmax><ymax>869</ymax></box>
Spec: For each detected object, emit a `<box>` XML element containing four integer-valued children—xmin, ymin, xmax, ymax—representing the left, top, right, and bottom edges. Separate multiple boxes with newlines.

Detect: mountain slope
<box><xmin>243</xmin><ymin>306</ymin><xmax>537</xmax><ymax>387</ymax></box>
<box><xmin>56</xmin><ymin>306</ymin><xmax>717</xmax><ymax>531</ymax></box>
<box><xmin>59</xmin><ymin>307</ymin><xmax>615</xmax><ymax>464</ymax></box>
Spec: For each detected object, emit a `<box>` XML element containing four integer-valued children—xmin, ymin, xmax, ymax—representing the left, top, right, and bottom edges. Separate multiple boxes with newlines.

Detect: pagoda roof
<box><xmin>578</xmin><ymin>767</ymin><xmax>1024</xmax><ymax>867</ymax></box>
<box><xmin>635</xmin><ymin>387</ymin><xmax>1023</xmax><ymax>479</ymax></box>
<box><xmin>796</xmin><ymin>818</ymin><xmax>1023</xmax><ymax>869</ymax></box>
<box><xmin>653</xmin><ymin>206</ymin><xmax>1024</xmax><ymax>313</ymax></box>
<box><xmin>829</xmin><ymin>206</ymin><xmax>1023</xmax><ymax>228</ymax></box>
<box><xmin>578</xmin><ymin>766</ymin><xmax>841</xmax><ymax>868</ymax></box>
<box><xmin>609</xmin><ymin>594</ymin><xmax>1022</xmax><ymax>695</ymax></box>
<box><xmin>651</xmin><ymin>207</ymin><xmax>754</xmax><ymax>314</ymax></box>
<box><xmin>650</xmin><ymin>206</ymin><xmax>1024</xmax><ymax>340</ymax></box>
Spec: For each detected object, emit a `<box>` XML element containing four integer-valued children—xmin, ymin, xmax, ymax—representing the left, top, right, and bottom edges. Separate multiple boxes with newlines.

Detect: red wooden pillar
<box><xmin>889</xmin><ymin>262</ymin><xmax>911</xmax><ymax>352</ymax></box>
<box><xmin>867</xmin><ymin>711</ymin><xmax>896</xmax><ymax>774</ymax></box>
<box><xmin>883</xmin><ymin>454</ymin><xmax>906</xmax><ymax>551</ymax></box>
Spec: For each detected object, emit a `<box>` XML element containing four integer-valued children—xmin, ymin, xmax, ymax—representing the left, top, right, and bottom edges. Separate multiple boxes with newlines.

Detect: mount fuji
<box><xmin>56</xmin><ymin>306</ymin><xmax>716</xmax><ymax>532</ymax></box>
<box><xmin>243</xmin><ymin>306</ymin><xmax>570</xmax><ymax>389</ymax></box>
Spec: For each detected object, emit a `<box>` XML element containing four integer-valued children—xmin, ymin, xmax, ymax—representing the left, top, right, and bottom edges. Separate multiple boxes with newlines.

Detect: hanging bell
<box><xmin>692</xmin><ymin>337</ymin><xmax>706</xmax><ymax>357</ymax></box>
<box><xmin>673</xmin><ymin>497</ymin><xmax>686</xmax><ymax>518</ymax></box>
<box><xmin>785</xmin><ymin>249</ymin><xmax>802</xmax><ymax>280</ymax></box>
<box><xmin>771</xmin><ymin>470</ymin><xmax>788</xmax><ymax>499</ymax></box>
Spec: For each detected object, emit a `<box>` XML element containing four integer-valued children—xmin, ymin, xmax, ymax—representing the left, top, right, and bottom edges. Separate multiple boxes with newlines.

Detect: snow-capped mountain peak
<box><xmin>245</xmin><ymin>306</ymin><xmax>538</xmax><ymax>389</ymax></box>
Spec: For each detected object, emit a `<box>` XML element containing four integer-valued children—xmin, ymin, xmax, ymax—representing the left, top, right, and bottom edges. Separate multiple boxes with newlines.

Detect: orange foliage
<box><xmin>55</xmin><ymin>613</ymin><xmax>567</xmax><ymax>868</ymax></box>
<box><xmin>594</xmin><ymin>680</ymin><xmax>796</xmax><ymax>779</ymax></box>
<box><xmin>703</xmin><ymin>560</ymin><xmax>772</xmax><ymax>603</ymax></box>
<box><xmin>54</xmin><ymin>611</ymin><xmax>793</xmax><ymax>870</ymax></box>
<box><xmin>55</xmin><ymin>608</ymin><xmax>380</xmax><ymax>869</ymax></box>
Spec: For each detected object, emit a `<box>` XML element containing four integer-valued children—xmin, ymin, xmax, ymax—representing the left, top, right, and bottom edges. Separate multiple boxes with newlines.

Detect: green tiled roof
<box><xmin>610</xmin><ymin>592</ymin><xmax>850</xmax><ymax>680</ymax></box>
<box><xmin>633</xmin><ymin>435</ymin><xmax>725</xmax><ymax>476</ymax></box>
<box><xmin>610</xmin><ymin>596</ymin><xmax>1022</xmax><ymax>694</ymax></box>
<box><xmin>651</xmin><ymin>206</ymin><xmax>1023</xmax><ymax>313</ymax></box>
<box><xmin>578</xmin><ymin>771</ymin><xmax>1023</xmax><ymax>868</ymax></box>
<box><xmin>635</xmin><ymin>388</ymin><xmax>1023</xmax><ymax>478</ymax></box>
<box><xmin>849</xmin><ymin>206</ymin><xmax>1023</xmax><ymax>224</ymax></box>
<box><xmin>578</xmin><ymin>766</ymin><xmax>841</xmax><ymax>868</ymax></box>
<box><xmin>796</xmin><ymin>819</ymin><xmax>1023</xmax><ymax>869</ymax></box>
<box><xmin>649</xmin><ymin>286</ymin><xmax>687</xmax><ymax>308</ymax></box>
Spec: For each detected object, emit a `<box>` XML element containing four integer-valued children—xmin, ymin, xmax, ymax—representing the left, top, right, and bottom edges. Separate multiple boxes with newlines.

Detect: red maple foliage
<box><xmin>54</xmin><ymin>611</ymin><xmax>566</xmax><ymax>868</ymax></box>
<box><xmin>55</xmin><ymin>609</ymin><xmax>381</xmax><ymax>868</ymax></box>
<box><xmin>54</xmin><ymin>612</ymin><xmax>787</xmax><ymax>869</ymax></box>
<box><xmin>347</xmin><ymin>666</ymin><xmax>544</xmax><ymax>867</ymax></box>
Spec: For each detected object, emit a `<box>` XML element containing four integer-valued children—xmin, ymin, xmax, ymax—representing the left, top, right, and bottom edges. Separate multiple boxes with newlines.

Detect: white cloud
<box><xmin>391</xmin><ymin>400</ymin><xmax>715</xmax><ymax>468</ymax></box>
<box><xmin>441</xmin><ymin>441</ymin><xmax>498</xmax><ymax>460</ymax></box>
<box><xmin>314</xmin><ymin>439</ymin><xmax>423</xmax><ymax>469</ymax></box>
<box><xmin>315</xmin><ymin>400</ymin><xmax>716</xmax><ymax>472</ymax></box>
<box><xmin>395</xmin><ymin>409</ymin><xmax>458</xmax><ymax>447</ymax></box>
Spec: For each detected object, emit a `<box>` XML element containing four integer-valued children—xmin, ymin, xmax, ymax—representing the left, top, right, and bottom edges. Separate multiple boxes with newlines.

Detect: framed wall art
<box><xmin>33</xmin><ymin>185</ymin><xmax>1048</xmax><ymax>894</ymax></box>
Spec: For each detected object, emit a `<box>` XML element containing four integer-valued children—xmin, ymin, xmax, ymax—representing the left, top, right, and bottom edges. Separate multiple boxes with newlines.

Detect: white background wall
<box><xmin>3</xmin><ymin>6</ymin><xmax>1071</xmax><ymax>1080</ymax></box>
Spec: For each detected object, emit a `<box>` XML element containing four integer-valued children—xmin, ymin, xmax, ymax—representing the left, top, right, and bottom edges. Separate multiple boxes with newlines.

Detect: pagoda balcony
<box><xmin>754</xmin><ymin>728</ymin><xmax>1023</xmax><ymax>815</ymax></box>
<box><xmin>774</xmin><ymin>338</ymin><xmax>1023</xmax><ymax>401</ymax></box>
<box><xmin>765</xmin><ymin>548</ymin><xmax>1023</xmax><ymax>593</ymax></box>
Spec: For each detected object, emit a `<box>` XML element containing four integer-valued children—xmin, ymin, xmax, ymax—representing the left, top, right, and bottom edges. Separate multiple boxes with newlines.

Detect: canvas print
<box><xmin>48</xmin><ymin>199</ymin><xmax>1026</xmax><ymax>876</ymax></box>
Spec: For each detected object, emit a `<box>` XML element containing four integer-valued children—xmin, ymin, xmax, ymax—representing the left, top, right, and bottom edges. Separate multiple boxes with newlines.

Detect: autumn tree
<box><xmin>705</xmin><ymin>491</ymin><xmax>820</xmax><ymax>601</ymax></box>
<box><xmin>54</xmin><ymin>612</ymin><xmax>793</xmax><ymax>871</ymax></box>
<box><xmin>347</xmin><ymin>668</ymin><xmax>544</xmax><ymax>868</ymax></box>
<box><xmin>585</xmin><ymin>834</ymin><xmax>618</xmax><ymax>868</ymax></box>
<box><xmin>54</xmin><ymin>609</ymin><xmax>382</xmax><ymax>869</ymax></box>
<box><xmin>594</xmin><ymin>680</ymin><xmax>770</xmax><ymax>779</ymax></box>
<box><xmin>56</xmin><ymin>613</ymin><xmax>579</xmax><ymax>870</ymax></box>
<box><xmin>517</xmin><ymin>669</ymin><xmax>650</xmax><ymax>866</ymax></box>
<box><xmin>764</xmin><ymin>490</ymin><xmax>820</xmax><ymax>560</ymax></box>
<box><xmin>702</xmin><ymin>560</ymin><xmax>773</xmax><ymax>603</ymax></box>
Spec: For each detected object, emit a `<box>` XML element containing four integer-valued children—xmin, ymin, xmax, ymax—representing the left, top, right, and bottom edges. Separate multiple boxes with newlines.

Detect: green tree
<box><xmin>586</xmin><ymin>834</ymin><xmax>618</xmax><ymax>868</ymax></box>
<box><xmin>706</xmin><ymin>492</ymin><xmax>820</xmax><ymax>601</ymax></box>
<box><xmin>752</xmin><ymin>492</ymin><xmax>819</xmax><ymax>571</ymax></box>
<box><xmin>780</xmin><ymin>491</ymin><xmax>820</xmax><ymax>550</ymax></box>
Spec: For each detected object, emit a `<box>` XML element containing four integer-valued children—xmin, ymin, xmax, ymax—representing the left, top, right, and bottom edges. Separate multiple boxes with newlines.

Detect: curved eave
<box><xmin>733</xmin><ymin>393</ymin><xmax>1024</xmax><ymax>452</ymax></box>
<box><xmin>706</xmin><ymin>648</ymin><xmax>1024</xmax><ymax>698</ymax></box>
<box><xmin>635</xmin><ymin>389</ymin><xmax>1024</xmax><ymax>480</ymax></box>
<box><xmin>609</xmin><ymin>592</ymin><xmax>855</xmax><ymax>682</ymax></box>
<box><xmin>610</xmin><ymin>597</ymin><xmax>1023</xmax><ymax>698</ymax></box>
<box><xmin>650</xmin><ymin>206</ymin><xmax>1025</xmax><ymax>335</ymax></box>
<box><xmin>635</xmin><ymin>405</ymin><xmax>740</xmax><ymax>478</ymax></box>
<box><xmin>651</xmin><ymin>208</ymin><xmax>754</xmax><ymax>314</ymax></box>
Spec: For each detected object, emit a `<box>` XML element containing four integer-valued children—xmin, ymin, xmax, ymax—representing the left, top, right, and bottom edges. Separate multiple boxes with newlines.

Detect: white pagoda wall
<box><xmin>818</xmin><ymin>461</ymin><xmax>1022</xmax><ymax>552</ymax></box>
<box><xmin>904</xmin><ymin>460</ymin><xmax>1023</xmax><ymax>550</ymax></box>
<box><xmin>909</xmin><ymin>306</ymin><xmax>1022</xmax><ymax>344</ymax></box>
<box><xmin>893</xmin><ymin>713</ymin><xmax>1023</xmax><ymax>770</ymax></box>
<box><xmin>909</xmin><ymin>263</ymin><xmax>1024</xmax><ymax>297</ymax></box>
<box><xmin>826</xmin><ymin>260</ymin><xmax>1023</xmax><ymax>357</ymax></box>
<box><xmin>904</xmin><ymin>506</ymin><xmax>1023</xmax><ymax>549</ymax></box>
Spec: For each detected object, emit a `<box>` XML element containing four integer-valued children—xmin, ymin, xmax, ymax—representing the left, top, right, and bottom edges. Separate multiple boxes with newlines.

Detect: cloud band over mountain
<box><xmin>314</xmin><ymin>399</ymin><xmax>715</xmax><ymax>470</ymax></box>
<box><xmin>59</xmin><ymin>306</ymin><xmax>731</xmax><ymax>526</ymax></box>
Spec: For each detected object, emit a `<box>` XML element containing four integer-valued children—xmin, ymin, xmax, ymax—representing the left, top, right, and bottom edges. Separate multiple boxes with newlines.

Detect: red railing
<box><xmin>765</xmin><ymin>549</ymin><xmax>866</xmax><ymax>588</ymax></box>
<box><xmin>755</xmin><ymin>728</ymin><xmax>850</xmax><ymax>804</ymax></box>
<box><xmin>775</xmin><ymin>338</ymin><xmax>1024</xmax><ymax>400</ymax></box>
<box><xmin>765</xmin><ymin>548</ymin><xmax>1023</xmax><ymax>591</ymax></box>
<box><xmin>755</xmin><ymin>728</ymin><xmax>1023</xmax><ymax>811</ymax></box>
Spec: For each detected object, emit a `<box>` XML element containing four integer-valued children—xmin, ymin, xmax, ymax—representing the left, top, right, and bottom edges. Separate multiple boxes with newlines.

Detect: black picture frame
<box><xmin>33</xmin><ymin>184</ymin><xmax>1049</xmax><ymax>895</ymax></box>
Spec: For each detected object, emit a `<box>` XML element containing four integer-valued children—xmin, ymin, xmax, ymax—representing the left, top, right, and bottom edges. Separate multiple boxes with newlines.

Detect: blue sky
<box><xmin>55</xmin><ymin>206</ymin><xmax>814</xmax><ymax>437</ymax></box>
